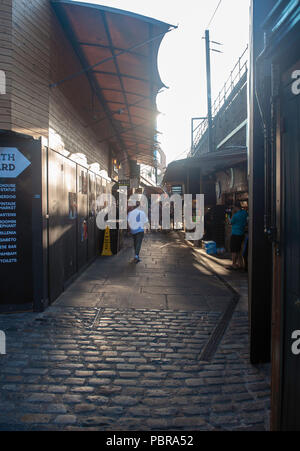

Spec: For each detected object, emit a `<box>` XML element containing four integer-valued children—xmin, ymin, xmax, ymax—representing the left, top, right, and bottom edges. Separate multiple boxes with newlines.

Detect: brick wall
<box><xmin>214</xmin><ymin>82</ymin><xmax>247</xmax><ymax>150</ymax></box>
<box><xmin>195</xmin><ymin>76</ymin><xmax>248</xmax><ymax>156</ymax></box>
<box><xmin>11</xmin><ymin>0</ymin><xmax>50</xmax><ymax>137</ymax></box>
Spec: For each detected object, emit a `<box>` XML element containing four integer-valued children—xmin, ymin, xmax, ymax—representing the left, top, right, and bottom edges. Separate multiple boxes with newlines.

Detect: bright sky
<box><xmin>73</xmin><ymin>0</ymin><xmax>250</xmax><ymax>164</ymax></box>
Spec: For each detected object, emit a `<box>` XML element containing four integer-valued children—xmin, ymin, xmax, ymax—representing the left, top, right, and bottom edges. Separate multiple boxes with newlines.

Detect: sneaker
<box><xmin>134</xmin><ymin>257</ymin><xmax>141</xmax><ymax>264</ymax></box>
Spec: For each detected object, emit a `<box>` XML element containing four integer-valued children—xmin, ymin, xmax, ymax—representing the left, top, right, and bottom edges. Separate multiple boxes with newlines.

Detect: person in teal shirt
<box><xmin>230</xmin><ymin>202</ymin><xmax>248</xmax><ymax>269</ymax></box>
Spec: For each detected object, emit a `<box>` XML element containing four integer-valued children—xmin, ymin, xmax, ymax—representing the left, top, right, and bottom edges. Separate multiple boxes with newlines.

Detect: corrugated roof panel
<box><xmin>51</xmin><ymin>0</ymin><xmax>175</xmax><ymax>166</ymax></box>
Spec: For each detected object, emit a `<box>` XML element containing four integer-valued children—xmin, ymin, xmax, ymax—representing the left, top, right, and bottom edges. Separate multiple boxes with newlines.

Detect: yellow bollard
<box><xmin>101</xmin><ymin>226</ymin><xmax>113</xmax><ymax>256</ymax></box>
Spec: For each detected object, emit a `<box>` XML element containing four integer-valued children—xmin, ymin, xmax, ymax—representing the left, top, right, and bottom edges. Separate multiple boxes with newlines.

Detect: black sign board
<box><xmin>0</xmin><ymin>140</ymin><xmax>41</xmax><ymax>311</ymax></box>
<box><xmin>118</xmin><ymin>179</ymin><xmax>130</xmax><ymax>188</ymax></box>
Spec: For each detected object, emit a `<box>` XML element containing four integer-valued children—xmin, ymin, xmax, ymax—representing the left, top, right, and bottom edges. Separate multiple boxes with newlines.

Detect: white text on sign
<box><xmin>292</xmin><ymin>330</ymin><xmax>300</xmax><ymax>356</ymax></box>
<box><xmin>0</xmin><ymin>148</ymin><xmax>31</xmax><ymax>178</ymax></box>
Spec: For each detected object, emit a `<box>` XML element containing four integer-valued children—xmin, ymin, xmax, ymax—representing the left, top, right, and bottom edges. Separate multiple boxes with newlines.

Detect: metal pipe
<box><xmin>255</xmin><ymin>32</ymin><xmax>272</xmax><ymax>239</ymax></box>
<box><xmin>205</xmin><ymin>30</ymin><xmax>213</xmax><ymax>154</ymax></box>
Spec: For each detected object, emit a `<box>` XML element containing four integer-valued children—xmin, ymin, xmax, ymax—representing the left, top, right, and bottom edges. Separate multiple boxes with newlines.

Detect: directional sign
<box><xmin>0</xmin><ymin>148</ymin><xmax>31</xmax><ymax>178</ymax></box>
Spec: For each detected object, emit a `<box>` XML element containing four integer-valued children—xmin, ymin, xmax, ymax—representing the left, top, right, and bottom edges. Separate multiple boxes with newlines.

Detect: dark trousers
<box><xmin>133</xmin><ymin>232</ymin><xmax>144</xmax><ymax>256</ymax></box>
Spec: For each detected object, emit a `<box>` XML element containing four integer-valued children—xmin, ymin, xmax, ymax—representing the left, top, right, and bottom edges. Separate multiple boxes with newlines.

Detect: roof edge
<box><xmin>51</xmin><ymin>0</ymin><xmax>176</xmax><ymax>29</ymax></box>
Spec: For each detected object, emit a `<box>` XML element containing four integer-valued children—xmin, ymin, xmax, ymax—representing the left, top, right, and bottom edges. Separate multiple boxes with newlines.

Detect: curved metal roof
<box><xmin>51</xmin><ymin>0</ymin><xmax>176</xmax><ymax>166</ymax></box>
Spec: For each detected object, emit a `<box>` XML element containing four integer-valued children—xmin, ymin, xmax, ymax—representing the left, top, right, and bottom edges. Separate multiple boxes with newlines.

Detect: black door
<box><xmin>62</xmin><ymin>157</ymin><xmax>77</xmax><ymax>284</ymax></box>
<box><xmin>48</xmin><ymin>150</ymin><xmax>78</xmax><ymax>302</ymax></box>
<box><xmin>77</xmin><ymin>165</ymin><xmax>88</xmax><ymax>271</ymax></box>
<box><xmin>48</xmin><ymin>149</ymin><xmax>65</xmax><ymax>302</ymax></box>
<box><xmin>280</xmin><ymin>62</ymin><xmax>300</xmax><ymax>430</ymax></box>
<box><xmin>88</xmin><ymin>171</ymin><xmax>96</xmax><ymax>261</ymax></box>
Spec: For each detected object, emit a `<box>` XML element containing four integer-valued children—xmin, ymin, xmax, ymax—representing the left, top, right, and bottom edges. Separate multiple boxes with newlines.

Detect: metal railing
<box><xmin>192</xmin><ymin>45</ymin><xmax>249</xmax><ymax>154</ymax></box>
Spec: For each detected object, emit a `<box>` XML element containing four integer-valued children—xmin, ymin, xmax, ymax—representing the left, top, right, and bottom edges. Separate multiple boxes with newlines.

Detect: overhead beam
<box><xmin>217</xmin><ymin>119</ymin><xmax>248</xmax><ymax>150</ymax></box>
<box><xmin>101</xmin><ymin>10</ymin><xmax>140</xmax><ymax>156</ymax></box>
<box><xmin>93</xmin><ymin>70</ymin><xmax>155</xmax><ymax>85</ymax></box>
<box><xmin>50</xmin><ymin>24</ymin><xmax>177</xmax><ymax>88</ymax></box>
<box><xmin>54</xmin><ymin>6</ymin><xmax>128</xmax><ymax>157</ymax></box>
<box><xmin>100</xmin><ymin>87</ymin><xmax>150</xmax><ymax>100</ymax></box>
<box><xmin>98</xmin><ymin>121</ymin><xmax>149</xmax><ymax>143</ymax></box>
<box><xmin>78</xmin><ymin>41</ymin><xmax>148</xmax><ymax>59</ymax></box>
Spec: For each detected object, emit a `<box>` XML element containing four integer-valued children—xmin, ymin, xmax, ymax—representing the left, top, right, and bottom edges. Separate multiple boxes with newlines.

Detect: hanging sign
<box><xmin>118</xmin><ymin>179</ymin><xmax>130</xmax><ymax>188</ymax></box>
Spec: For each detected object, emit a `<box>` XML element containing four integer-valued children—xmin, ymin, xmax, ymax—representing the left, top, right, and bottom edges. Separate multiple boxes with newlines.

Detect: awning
<box><xmin>163</xmin><ymin>148</ymin><xmax>247</xmax><ymax>184</ymax></box>
<box><xmin>51</xmin><ymin>1</ymin><xmax>175</xmax><ymax>166</ymax></box>
<box><xmin>142</xmin><ymin>185</ymin><xmax>165</xmax><ymax>196</ymax></box>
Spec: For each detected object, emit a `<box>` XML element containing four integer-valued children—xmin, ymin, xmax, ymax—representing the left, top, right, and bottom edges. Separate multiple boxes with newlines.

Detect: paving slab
<box><xmin>53</xmin><ymin>293</ymin><xmax>102</xmax><ymax>308</ymax></box>
<box><xmin>167</xmin><ymin>295</ymin><xmax>211</xmax><ymax>312</ymax></box>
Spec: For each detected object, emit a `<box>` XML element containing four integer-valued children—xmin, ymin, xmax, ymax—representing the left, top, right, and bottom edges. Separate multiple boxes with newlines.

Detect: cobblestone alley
<box><xmin>0</xmin><ymin>233</ymin><xmax>270</xmax><ymax>431</ymax></box>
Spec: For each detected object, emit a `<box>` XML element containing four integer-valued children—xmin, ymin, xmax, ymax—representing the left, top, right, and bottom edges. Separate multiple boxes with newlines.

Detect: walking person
<box><xmin>127</xmin><ymin>201</ymin><xmax>149</xmax><ymax>263</ymax></box>
<box><xmin>229</xmin><ymin>201</ymin><xmax>248</xmax><ymax>270</ymax></box>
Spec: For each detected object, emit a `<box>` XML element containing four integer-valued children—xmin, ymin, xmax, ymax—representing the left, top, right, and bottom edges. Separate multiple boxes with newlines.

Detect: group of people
<box><xmin>127</xmin><ymin>200</ymin><xmax>248</xmax><ymax>269</ymax></box>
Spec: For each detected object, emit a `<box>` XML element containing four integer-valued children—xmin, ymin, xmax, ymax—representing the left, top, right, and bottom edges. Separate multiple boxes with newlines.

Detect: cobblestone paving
<box><xmin>0</xmin><ymin>233</ymin><xmax>270</xmax><ymax>431</ymax></box>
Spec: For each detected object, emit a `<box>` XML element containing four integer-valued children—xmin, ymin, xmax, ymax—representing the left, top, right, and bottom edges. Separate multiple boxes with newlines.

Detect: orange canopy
<box><xmin>51</xmin><ymin>1</ymin><xmax>175</xmax><ymax>166</ymax></box>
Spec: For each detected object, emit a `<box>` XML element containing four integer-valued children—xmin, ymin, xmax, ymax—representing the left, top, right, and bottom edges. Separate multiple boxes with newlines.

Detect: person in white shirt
<box><xmin>127</xmin><ymin>202</ymin><xmax>149</xmax><ymax>263</ymax></box>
